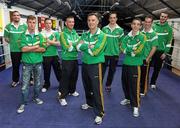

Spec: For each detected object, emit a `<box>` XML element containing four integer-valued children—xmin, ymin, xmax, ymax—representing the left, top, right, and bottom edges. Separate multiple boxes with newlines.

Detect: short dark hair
<box><xmin>87</xmin><ymin>12</ymin><xmax>100</xmax><ymax>21</ymax></box>
<box><xmin>145</xmin><ymin>15</ymin><xmax>153</xmax><ymax>22</ymax></box>
<box><xmin>65</xmin><ymin>15</ymin><xmax>74</xmax><ymax>21</ymax></box>
<box><xmin>45</xmin><ymin>18</ymin><xmax>52</xmax><ymax>22</ymax></box>
<box><xmin>12</xmin><ymin>11</ymin><xmax>20</xmax><ymax>15</ymax></box>
<box><xmin>27</xmin><ymin>15</ymin><xmax>36</xmax><ymax>22</ymax></box>
<box><xmin>132</xmin><ymin>18</ymin><xmax>142</xmax><ymax>25</ymax></box>
<box><xmin>109</xmin><ymin>11</ymin><xmax>117</xmax><ymax>18</ymax></box>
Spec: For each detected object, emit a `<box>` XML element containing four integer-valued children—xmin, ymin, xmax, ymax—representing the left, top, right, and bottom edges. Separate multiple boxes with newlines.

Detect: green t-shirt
<box><xmin>77</xmin><ymin>28</ymin><xmax>107</xmax><ymax>64</ymax></box>
<box><xmin>142</xmin><ymin>29</ymin><xmax>158</xmax><ymax>59</ymax></box>
<box><xmin>120</xmin><ymin>31</ymin><xmax>146</xmax><ymax>66</ymax></box>
<box><xmin>60</xmin><ymin>27</ymin><xmax>80</xmax><ymax>60</ymax></box>
<box><xmin>4</xmin><ymin>22</ymin><xmax>27</xmax><ymax>52</ymax></box>
<box><xmin>41</xmin><ymin>30</ymin><xmax>60</xmax><ymax>57</ymax></box>
<box><xmin>153</xmin><ymin>21</ymin><xmax>173</xmax><ymax>53</ymax></box>
<box><xmin>102</xmin><ymin>24</ymin><xmax>124</xmax><ymax>56</ymax></box>
<box><xmin>20</xmin><ymin>30</ymin><xmax>45</xmax><ymax>64</ymax></box>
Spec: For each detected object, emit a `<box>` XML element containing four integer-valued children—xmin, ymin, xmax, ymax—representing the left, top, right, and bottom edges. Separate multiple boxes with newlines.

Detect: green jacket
<box><xmin>102</xmin><ymin>24</ymin><xmax>124</xmax><ymax>56</ymax></box>
<box><xmin>120</xmin><ymin>31</ymin><xmax>146</xmax><ymax>66</ymax></box>
<box><xmin>153</xmin><ymin>21</ymin><xmax>173</xmax><ymax>53</ymax></box>
<box><xmin>20</xmin><ymin>30</ymin><xmax>46</xmax><ymax>64</ymax></box>
<box><xmin>142</xmin><ymin>28</ymin><xmax>158</xmax><ymax>59</ymax></box>
<box><xmin>4</xmin><ymin>22</ymin><xmax>27</xmax><ymax>52</ymax></box>
<box><xmin>77</xmin><ymin>28</ymin><xmax>107</xmax><ymax>64</ymax></box>
<box><xmin>41</xmin><ymin>30</ymin><xmax>60</xmax><ymax>57</ymax></box>
<box><xmin>60</xmin><ymin>27</ymin><xmax>80</xmax><ymax>60</ymax></box>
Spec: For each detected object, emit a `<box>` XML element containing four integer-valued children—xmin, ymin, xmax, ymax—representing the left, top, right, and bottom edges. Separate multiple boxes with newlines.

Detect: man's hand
<box><xmin>88</xmin><ymin>44</ymin><xmax>94</xmax><ymax>49</ymax></box>
<box><xmin>160</xmin><ymin>53</ymin><xmax>166</xmax><ymax>60</ymax></box>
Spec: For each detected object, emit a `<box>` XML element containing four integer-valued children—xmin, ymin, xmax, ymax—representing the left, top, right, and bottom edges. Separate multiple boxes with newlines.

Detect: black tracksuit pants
<box><xmin>121</xmin><ymin>65</ymin><xmax>141</xmax><ymax>107</ymax></box>
<box><xmin>43</xmin><ymin>56</ymin><xmax>62</xmax><ymax>89</ymax></box>
<box><xmin>140</xmin><ymin>61</ymin><xmax>150</xmax><ymax>95</ymax></box>
<box><xmin>10</xmin><ymin>52</ymin><xmax>22</xmax><ymax>82</ymax></box>
<box><xmin>150</xmin><ymin>51</ymin><xmax>164</xmax><ymax>85</ymax></box>
<box><xmin>102</xmin><ymin>55</ymin><xmax>119</xmax><ymax>87</ymax></box>
<box><xmin>59</xmin><ymin>60</ymin><xmax>78</xmax><ymax>98</ymax></box>
<box><xmin>82</xmin><ymin>63</ymin><xmax>104</xmax><ymax>117</ymax></box>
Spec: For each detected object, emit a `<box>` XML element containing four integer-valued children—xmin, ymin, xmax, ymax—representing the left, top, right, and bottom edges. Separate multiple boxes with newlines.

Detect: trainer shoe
<box><xmin>59</xmin><ymin>98</ymin><xmax>67</xmax><ymax>106</ymax></box>
<box><xmin>81</xmin><ymin>103</ymin><xmax>93</xmax><ymax>110</ymax></box>
<box><xmin>69</xmin><ymin>91</ymin><xmax>79</xmax><ymax>97</ymax></box>
<box><xmin>120</xmin><ymin>99</ymin><xmax>130</xmax><ymax>105</ymax></box>
<box><xmin>133</xmin><ymin>107</ymin><xmax>139</xmax><ymax>117</ymax></box>
<box><xmin>105</xmin><ymin>86</ymin><xmax>111</xmax><ymax>92</ymax></box>
<box><xmin>41</xmin><ymin>88</ymin><xmax>47</xmax><ymax>93</ymax></box>
<box><xmin>151</xmin><ymin>84</ymin><xmax>156</xmax><ymax>89</ymax></box>
<box><xmin>11</xmin><ymin>81</ymin><xmax>20</xmax><ymax>87</ymax></box>
<box><xmin>140</xmin><ymin>93</ymin><xmax>145</xmax><ymax>97</ymax></box>
<box><xmin>94</xmin><ymin>116</ymin><xmax>102</xmax><ymax>125</ymax></box>
<box><xmin>33</xmin><ymin>98</ymin><xmax>43</xmax><ymax>105</ymax></box>
<box><xmin>17</xmin><ymin>104</ymin><xmax>25</xmax><ymax>114</ymax></box>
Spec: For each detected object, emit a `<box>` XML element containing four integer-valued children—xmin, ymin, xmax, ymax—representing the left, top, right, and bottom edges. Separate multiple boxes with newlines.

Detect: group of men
<box><xmin>4</xmin><ymin>10</ymin><xmax>172</xmax><ymax>124</ymax></box>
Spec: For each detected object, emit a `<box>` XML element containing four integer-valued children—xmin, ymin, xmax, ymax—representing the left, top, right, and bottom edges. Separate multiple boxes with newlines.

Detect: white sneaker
<box><xmin>120</xmin><ymin>99</ymin><xmax>130</xmax><ymax>105</ymax></box>
<box><xmin>94</xmin><ymin>116</ymin><xmax>102</xmax><ymax>125</ymax></box>
<box><xmin>70</xmin><ymin>91</ymin><xmax>79</xmax><ymax>97</ymax></box>
<box><xmin>81</xmin><ymin>104</ymin><xmax>93</xmax><ymax>110</ymax></box>
<box><xmin>140</xmin><ymin>93</ymin><xmax>145</xmax><ymax>97</ymax></box>
<box><xmin>59</xmin><ymin>99</ymin><xmax>67</xmax><ymax>106</ymax></box>
<box><xmin>33</xmin><ymin>98</ymin><xmax>44</xmax><ymax>105</ymax></box>
<box><xmin>17</xmin><ymin>104</ymin><xmax>25</xmax><ymax>114</ymax></box>
<box><xmin>133</xmin><ymin>107</ymin><xmax>139</xmax><ymax>117</ymax></box>
<box><xmin>151</xmin><ymin>84</ymin><xmax>156</xmax><ymax>89</ymax></box>
<box><xmin>41</xmin><ymin>88</ymin><xmax>47</xmax><ymax>93</ymax></box>
<box><xmin>11</xmin><ymin>81</ymin><xmax>20</xmax><ymax>87</ymax></box>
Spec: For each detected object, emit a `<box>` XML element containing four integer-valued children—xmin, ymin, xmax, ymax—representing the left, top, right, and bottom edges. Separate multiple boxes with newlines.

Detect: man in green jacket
<box><xmin>102</xmin><ymin>12</ymin><xmax>124</xmax><ymax>92</ymax></box>
<box><xmin>17</xmin><ymin>15</ymin><xmax>46</xmax><ymax>114</ymax></box>
<box><xmin>150</xmin><ymin>12</ymin><xmax>173</xmax><ymax>89</ymax></box>
<box><xmin>140</xmin><ymin>16</ymin><xmax>158</xmax><ymax>96</ymax></box>
<box><xmin>41</xmin><ymin>18</ymin><xmax>61</xmax><ymax>93</ymax></box>
<box><xmin>77</xmin><ymin>13</ymin><xmax>106</xmax><ymax>125</ymax></box>
<box><xmin>58</xmin><ymin>15</ymin><xmax>80</xmax><ymax>106</ymax></box>
<box><xmin>4</xmin><ymin>11</ymin><xmax>27</xmax><ymax>87</ymax></box>
<box><xmin>120</xmin><ymin>18</ymin><xmax>146</xmax><ymax>117</ymax></box>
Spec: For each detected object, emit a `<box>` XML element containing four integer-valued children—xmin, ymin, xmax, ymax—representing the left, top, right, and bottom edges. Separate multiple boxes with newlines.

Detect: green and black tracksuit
<box><xmin>77</xmin><ymin>28</ymin><xmax>106</xmax><ymax>117</ymax></box>
<box><xmin>4</xmin><ymin>22</ymin><xmax>27</xmax><ymax>82</ymax></box>
<box><xmin>120</xmin><ymin>31</ymin><xmax>146</xmax><ymax>107</ymax></box>
<box><xmin>102</xmin><ymin>24</ymin><xmax>124</xmax><ymax>88</ymax></box>
<box><xmin>59</xmin><ymin>27</ymin><xmax>80</xmax><ymax>98</ymax></box>
<box><xmin>41</xmin><ymin>29</ymin><xmax>62</xmax><ymax>90</ymax></box>
<box><xmin>150</xmin><ymin>21</ymin><xmax>173</xmax><ymax>85</ymax></box>
<box><xmin>141</xmin><ymin>29</ymin><xmax>158</xmax><ymax>94</ymax></box>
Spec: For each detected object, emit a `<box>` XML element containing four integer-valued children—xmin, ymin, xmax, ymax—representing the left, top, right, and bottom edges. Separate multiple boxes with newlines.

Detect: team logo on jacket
<box><xmin>136</xmin><ymin>39</ymin><xmax>140</xmax><ymax>42</ymax></box>
<box><xmin>164</xmin><ymin>29</ymin><xmax>167</xmax><ymax>32</ymax></box>
<box><xmin>36</xmin><ymin>36</ymin><xmax>40</xmax><ymax>41</ymax></box>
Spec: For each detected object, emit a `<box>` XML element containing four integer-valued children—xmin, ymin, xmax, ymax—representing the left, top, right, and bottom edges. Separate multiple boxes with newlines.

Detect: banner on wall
<box><xmin>0</xmin><ymin>7</ymin><xmax>4</xmax><ymax>36</ymax></box>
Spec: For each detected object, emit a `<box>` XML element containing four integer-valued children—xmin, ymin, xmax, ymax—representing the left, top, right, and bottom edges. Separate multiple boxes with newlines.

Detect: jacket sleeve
<box><xmin>165</xmin><ymin>26</ymin><xmax>173</xmax><ymax>53</ymax></box>
<box><xmin>60</xmin><ymin>32</ymin><xmax>72</xmax><ymax>51</ymax></box>
<box><xmin>4</xmin><ymin>25</ymin><xmax>10</xmax><ymax>38</ymax></box>
<box><xmin>90</xmin><ymin>33</ymin><xmax>107</xmax><ymax>56</ymax></box>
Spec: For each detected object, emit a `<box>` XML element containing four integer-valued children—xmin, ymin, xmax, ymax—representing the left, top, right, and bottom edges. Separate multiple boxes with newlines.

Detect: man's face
<box><xmin>144</xmin><ymin>18</ymin><xmax>153</xmax><ymax>30</ymax></box>
<box><xmin>27</xmin><ymin>19</ymin><xmax>36</xmax><ymax>31</ymax></box>
<box><xmin>87</xmin><ymin>15</ymin><xmax>99</xmax><ymax>30</ymax></box>
<box><xmin>12</xmin><ymin>12</ymin><xmax>20</xmax><ymax>22</ymax></box>
<box><xmin>45</xmin><ymin>20</ymin><xmax>52</xmax><ymax>30</ymax></box>
<box><xmin>131</xmin><ymin>19</ymin><xmax>141</xmax><ymax>32</ymax></box>
<box><xmin>65</xmin><ymin>18</ymin><xmax>75</xmax><ymax>30</ymax></box>
<box><xmin>160</xmin><ymin>13</ymin><xmax>168</xmax><ymax>24</ymax></box>
<box><xmin>109</xmin><ymin>14</ymin><xmax>117</xmax><ymax>24</ymax></box>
